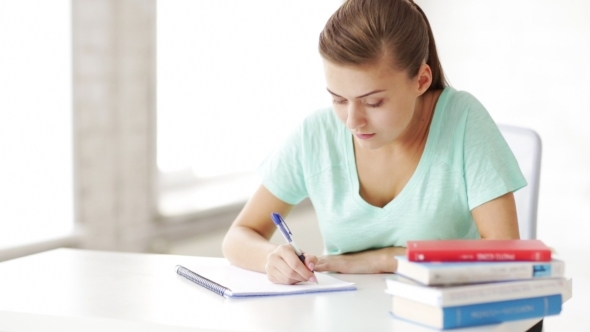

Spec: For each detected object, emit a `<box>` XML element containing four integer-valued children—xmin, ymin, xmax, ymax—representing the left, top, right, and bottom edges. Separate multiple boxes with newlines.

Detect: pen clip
<box><xmin>271</xmin><ymin>212</ymin><xmax>293</xmax><ymax>242</ymax></box>
<box><xmin>280</xmin><ymin>216</ymin><xmax>293</xmax><ymax>235</ymax></box>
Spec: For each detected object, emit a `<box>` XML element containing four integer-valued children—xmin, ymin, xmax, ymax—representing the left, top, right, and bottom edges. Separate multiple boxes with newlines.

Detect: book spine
<box><xmin>427</xmin><ymin>261</ymin><xmax>565</xmax><ymax>285</ymax></box>
<box><xmin>443</xmin><ymin>294</ymin><xmax>562</xmax><ymax>329</ymax></box>
<box><xmin>408</xmin><ymin>249</ymin><xmax>551</xmax><ymax>262</ymax></box>
<box><xmin>440</xmin><ymin>278</ymin><xmax>566</xmax><ymax>307</ymax></box>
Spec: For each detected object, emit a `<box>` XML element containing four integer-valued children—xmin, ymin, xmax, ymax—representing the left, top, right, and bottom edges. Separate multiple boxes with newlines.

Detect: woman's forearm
<box><xmin>221</xmin><ymin>225</ymin><xmax>278</xmax><ymax>273</ymax></box>
<box><xmin>314</xmin><ymin>246</ymin><xmax>407</xmax><ymax>274</ymax></box>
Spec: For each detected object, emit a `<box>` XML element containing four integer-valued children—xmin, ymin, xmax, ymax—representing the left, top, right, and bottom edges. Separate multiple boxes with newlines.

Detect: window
<box><xmin>0</xmin><ymin>0</ymin><xmax>73</xmax><ymax>248</ymax></box>
<box><xmin>157</xmin><ymin>1</ymin><xmax>341</xmax><ymax>216</ymax></box>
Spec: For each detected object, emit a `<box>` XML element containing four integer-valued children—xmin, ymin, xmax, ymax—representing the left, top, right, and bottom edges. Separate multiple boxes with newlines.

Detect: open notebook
<box><xmin>176</xmin><ymin>265</ymin><xmax>356</xmax><ymax>298</ymax></box>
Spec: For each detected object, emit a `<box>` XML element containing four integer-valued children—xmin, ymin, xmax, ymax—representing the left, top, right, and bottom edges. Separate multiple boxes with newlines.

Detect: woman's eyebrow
<box><xmin>326</xmin><ymin>88</ymin><xmax>386</xmax><ymax>99</ymax></box>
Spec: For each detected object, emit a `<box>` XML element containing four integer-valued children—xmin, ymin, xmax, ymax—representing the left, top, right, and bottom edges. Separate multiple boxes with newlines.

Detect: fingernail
<box><xmin>309</xmin><ymin>275</ymin><xmax>318</xmax><ymax>284</ymax></box>
<box><xmin>308</xmin><ymin>262</ymin><xmax>315</xmax><ymax>271</ymax></box>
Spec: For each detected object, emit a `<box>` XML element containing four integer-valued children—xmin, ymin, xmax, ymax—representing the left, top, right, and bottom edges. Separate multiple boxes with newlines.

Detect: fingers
<box><xmin>304</xmin><ymin>254</ymin><xmax>318</xmax><ymax>272</ymax></box>
<box><xmin>303</xmin><ymin>254</ymin><xmax>318</xmax><ymax>283</ymax></box>
<box><xmin>311</xmin><ymin>255</ymin><xmax>331</xmax><ymax>272</ymax></box>
<box><xmin>265</xmin><ymin>245</ymin><xmax>316</xmax><ymax>284</ymax></box>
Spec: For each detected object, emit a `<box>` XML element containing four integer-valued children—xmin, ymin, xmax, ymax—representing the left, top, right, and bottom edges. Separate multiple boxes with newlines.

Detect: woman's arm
<box><xmin>314</xmin><ymin>246</ymin><xmax>407</xmax><ymax>274</ymax></box>
<box><xmin>471</xmin><ymin>192</ymin><xmax>520</xmax><ymax>239</ymax></box>
<box><xmin>222</xmin><ymin>185</ymin><xmax>317</xmax><ymax>284</ymax></box>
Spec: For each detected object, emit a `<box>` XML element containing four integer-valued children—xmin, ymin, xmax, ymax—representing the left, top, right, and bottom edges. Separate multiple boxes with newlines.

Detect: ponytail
<box><xmin>411</xmin><ymin>4</ymin><xmax>447</xmax><ymax>90</ymax></box>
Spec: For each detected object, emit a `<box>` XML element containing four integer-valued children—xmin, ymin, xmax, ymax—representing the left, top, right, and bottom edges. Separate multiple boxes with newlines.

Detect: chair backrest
<box><xmin>497</xmin><ymin>124</ymin><xmax>542</xmax><ymax>240</ymax></box>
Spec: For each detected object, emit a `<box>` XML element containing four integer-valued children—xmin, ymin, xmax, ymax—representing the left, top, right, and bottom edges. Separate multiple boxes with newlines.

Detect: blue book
<box><xmin>391</xmin><ymin>294</ymin><xmax>562</xmax><ymax>329</ymax></box>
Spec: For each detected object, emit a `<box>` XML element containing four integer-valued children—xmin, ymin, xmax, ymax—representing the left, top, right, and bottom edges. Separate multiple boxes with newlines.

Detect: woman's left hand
<box><xmin>313</xmin><ymin>246</ymin><xmax>406</xmax><ymax>274</ymax></box>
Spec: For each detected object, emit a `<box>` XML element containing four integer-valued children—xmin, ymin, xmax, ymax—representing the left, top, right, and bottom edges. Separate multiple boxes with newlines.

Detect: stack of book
<box><xmin>385</xmin><ymin>239</ymin><xmax>570</xmax><ymax>330</ymax></box>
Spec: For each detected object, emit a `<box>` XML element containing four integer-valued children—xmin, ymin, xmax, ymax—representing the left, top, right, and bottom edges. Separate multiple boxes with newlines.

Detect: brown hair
<box><xmin>319</xmin><ymin>0</ymin><xmax>447</xmax><ymax>91</ymax></box>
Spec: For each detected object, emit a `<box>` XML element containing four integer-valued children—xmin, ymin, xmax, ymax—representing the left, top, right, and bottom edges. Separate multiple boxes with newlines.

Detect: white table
<box><xmin>0</xmin><ymin>249</ymin><xmax>546</xmax><ymax>332</ymax></box>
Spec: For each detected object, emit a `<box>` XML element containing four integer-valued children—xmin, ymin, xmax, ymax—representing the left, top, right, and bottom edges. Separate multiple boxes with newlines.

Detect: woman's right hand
<box><xmin>265</xmin><ymin>244</ymin><xmax>318</xmax><ymax>285</ymax></box>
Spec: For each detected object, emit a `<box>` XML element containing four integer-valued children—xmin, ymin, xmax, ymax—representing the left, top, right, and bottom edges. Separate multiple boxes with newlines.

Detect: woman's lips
<box><xmin>355</xmin><ymin>133</ymin><xmax>375</xmax><ymax>140</ymax></box>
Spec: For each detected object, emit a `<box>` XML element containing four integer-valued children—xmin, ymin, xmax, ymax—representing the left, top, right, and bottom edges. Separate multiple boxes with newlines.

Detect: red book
<box><xmin>406</xmin><ymin>239</ymin><xmax>552</xmax><ymax>262</ymax></box>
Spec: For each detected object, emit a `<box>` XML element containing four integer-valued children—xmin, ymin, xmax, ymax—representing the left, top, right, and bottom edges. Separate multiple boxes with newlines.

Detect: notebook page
<box><xmin>187</xmin><ymin>265</ymin><xmax>356</xmax><ymax>297</ymax></box>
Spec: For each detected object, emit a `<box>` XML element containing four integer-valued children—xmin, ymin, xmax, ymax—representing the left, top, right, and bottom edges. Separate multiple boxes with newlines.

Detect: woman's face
<box><xmin>323</xmin><ymin>58</ymin><xmax>425</xmax><ymax>151</ymax></box>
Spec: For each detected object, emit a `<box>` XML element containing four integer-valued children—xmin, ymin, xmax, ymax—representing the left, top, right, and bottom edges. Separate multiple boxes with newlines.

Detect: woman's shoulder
<box><xmin>439</xmin><ymin>86</ymin><xmax>485</xmax><ymax>112</ymax></box>
<box><xmin>298</xmin><ymin>107</ymin><xmax>345</xmax><ymax>140</ymax></box>
<box><xmin>434</xmin><ymin>86</ymin><xmax>492</xmax><ymax>133</ymax></box>
<box><xmin>278</xmin><ymin>107</ymin><xmax>345</xmax><ymax>149</ymax></box>
<box><xmin>428</xmin><ymin>87</ymin><xmax>494</xmax><ymax>164</ymax></box>
<box><xmin>301</xmin><ymin>107</ymin><xmax>340</xmax><ymax>129</ymax></box>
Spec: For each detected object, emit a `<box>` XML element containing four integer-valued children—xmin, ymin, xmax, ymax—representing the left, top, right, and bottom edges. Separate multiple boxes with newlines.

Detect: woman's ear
<box><xmin>416</xmin><ymin>63</ymin><xmax>432</xmax><ymax>95</ymax></box>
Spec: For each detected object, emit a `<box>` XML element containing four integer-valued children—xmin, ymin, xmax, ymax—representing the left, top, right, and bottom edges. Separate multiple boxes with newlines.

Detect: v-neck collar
<box><xmin>345</xmin><ymin>87</ymin><xmax>450</xmax><ymax>213</ymax></box>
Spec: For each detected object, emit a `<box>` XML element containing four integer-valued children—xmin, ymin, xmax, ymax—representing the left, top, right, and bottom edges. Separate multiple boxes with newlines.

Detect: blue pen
<box><xmin>271</xmin><ymin>212</ymin><xmax>317</xmax><ymax>283</ymax></box>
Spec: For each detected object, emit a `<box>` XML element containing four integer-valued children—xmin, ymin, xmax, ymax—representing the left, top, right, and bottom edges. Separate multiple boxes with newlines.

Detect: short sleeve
<box><xmin>463</xmin><ymin>95</ymin><xmax>527</xmax><ymax>210</ymax></box>
<box><xmin>257</xmin><ymin>123</ymin><xmax>308</xmax><ymax>205</ymax></box>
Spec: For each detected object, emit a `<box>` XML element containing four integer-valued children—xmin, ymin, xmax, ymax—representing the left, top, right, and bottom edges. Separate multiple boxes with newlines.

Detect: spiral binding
<box><xmin>176</xmin><ymin>265</ymin><xmax>230</xmax><ymax>297</ymax></box>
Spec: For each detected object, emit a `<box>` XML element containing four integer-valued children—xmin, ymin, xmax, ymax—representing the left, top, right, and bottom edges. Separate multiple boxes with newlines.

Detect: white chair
<box><xmin>497</xmin><ymin>124</ymin><xmax>542</xmax><ymax>240</ymax></box>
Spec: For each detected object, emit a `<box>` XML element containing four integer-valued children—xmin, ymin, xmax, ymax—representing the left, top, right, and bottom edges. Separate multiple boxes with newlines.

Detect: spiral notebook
<box><xmin>175</xmin><ymin>264</ymin><xmax>356</xmax><ymax>298</ymax></box>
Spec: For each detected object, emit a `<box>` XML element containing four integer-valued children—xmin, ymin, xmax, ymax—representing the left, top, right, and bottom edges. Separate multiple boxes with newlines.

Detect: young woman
<box><xmin>222</xmin><ymin>0</ymin><xmax>525</xmax><ymax>285</ymax></box>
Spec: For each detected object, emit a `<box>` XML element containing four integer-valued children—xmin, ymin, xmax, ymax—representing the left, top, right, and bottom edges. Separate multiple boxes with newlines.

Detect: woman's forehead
<box><xmin>323</xmin><ymin>58</ymin><xmax>409</xmax><ymax>94</ymax></box>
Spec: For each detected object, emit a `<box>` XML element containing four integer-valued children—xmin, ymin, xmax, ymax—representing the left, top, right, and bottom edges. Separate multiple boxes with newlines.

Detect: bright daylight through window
<box><xmin>157</xmin><ymin>1</ymin><xmax>342</xmax><ymax>214</ymax></box>
<box><xmin>0</xmin><ymin>0</ymin><xmax>73</xmax><ymax>248</ymax></box>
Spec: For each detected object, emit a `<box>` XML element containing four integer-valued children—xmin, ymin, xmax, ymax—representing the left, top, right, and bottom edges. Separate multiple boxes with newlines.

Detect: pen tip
<box><xmin>309</xmin><ymin>275</ymin><xmax>318</xmax><ymax>284</ymax></box>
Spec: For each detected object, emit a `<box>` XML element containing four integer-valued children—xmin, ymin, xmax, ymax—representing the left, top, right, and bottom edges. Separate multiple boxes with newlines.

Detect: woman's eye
<box><xmin>332</xmin><ymin>99</ymin><xmax>347</xmax><ymax>105</ymax></box>
<box><xmin>365</xmin><ymin>100</ymin><xmax>383</xmax><ymax>108</ymax></box>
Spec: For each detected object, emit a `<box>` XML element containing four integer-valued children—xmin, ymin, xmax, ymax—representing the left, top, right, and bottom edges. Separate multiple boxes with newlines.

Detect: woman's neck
<box><xmin>381</xmin><ymin>89</ymin><xmax>442</xmax><ymax>157</ymax></box>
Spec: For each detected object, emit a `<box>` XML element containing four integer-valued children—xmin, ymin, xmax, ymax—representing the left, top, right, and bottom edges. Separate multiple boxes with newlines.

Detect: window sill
<box><xmin>0</xmin><ymin>227</ymin><xmax>84</xmax><ymax>262</ymax></box>
<box><xmin>157</xmin><ymin>172</ymin><xmax>260</xmax><ymax>223</ymax></box>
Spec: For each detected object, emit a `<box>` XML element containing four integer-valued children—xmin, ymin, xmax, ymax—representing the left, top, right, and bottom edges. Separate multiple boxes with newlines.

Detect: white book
<box><xmin>396</xmin><ymin>256</ymin><xmax>565</xmax><ymax>285</ymax></box>
<box><xmin>385</xmin><ymin>274</ymin><xmax>567</xmax><ymax>307</ymax></box>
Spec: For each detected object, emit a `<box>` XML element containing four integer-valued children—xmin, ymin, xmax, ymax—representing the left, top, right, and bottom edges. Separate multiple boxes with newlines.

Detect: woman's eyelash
<box><xmin>366</xmin><ymin>100</ymin><xmax>383</xmax><ymax>107</ymax></box>
<box><xmin>331</xmin><ymin>99</ymin><xmax>383</xmax><ymax>107</ymax></box>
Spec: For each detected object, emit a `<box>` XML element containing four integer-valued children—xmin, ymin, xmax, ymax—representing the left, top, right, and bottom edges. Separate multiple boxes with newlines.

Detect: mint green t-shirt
<box><xmin>258</xmin><ymin>87</ymin><xmax>527</xmax><ymax>255</ymax></box>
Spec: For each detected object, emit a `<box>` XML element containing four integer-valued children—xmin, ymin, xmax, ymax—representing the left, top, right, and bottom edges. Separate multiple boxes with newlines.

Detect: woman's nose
<box><xmin>346</xmin><ymin>104</ymin><xmax>366</xmax><ymax>130</ymax></box>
